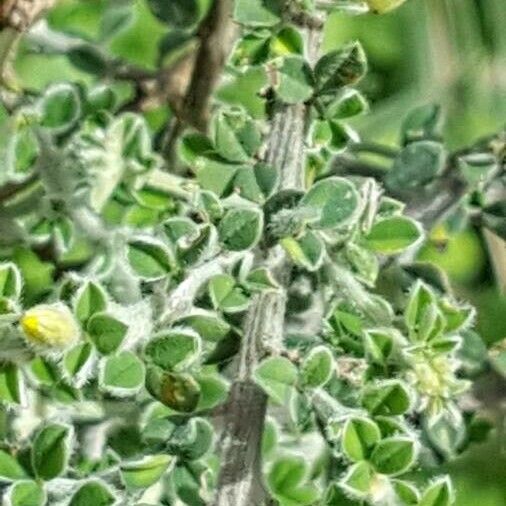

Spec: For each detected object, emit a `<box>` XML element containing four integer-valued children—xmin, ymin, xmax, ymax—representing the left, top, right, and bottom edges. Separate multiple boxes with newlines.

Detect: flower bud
<box><xmin>20</xmin><ymin>303</ymin><xmax>80</xmax><ymax>349</ymax></box>
<box><xmin>366</xmin><ymin>0</ymin><xmax>408</xmax><ymax>14</ymax></box>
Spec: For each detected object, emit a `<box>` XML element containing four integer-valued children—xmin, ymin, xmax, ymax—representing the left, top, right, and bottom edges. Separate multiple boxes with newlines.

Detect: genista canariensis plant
<box><xmin>0</xmin><ymin>0</ymin><xmax>504</xmax><ymax>505</ymax></box>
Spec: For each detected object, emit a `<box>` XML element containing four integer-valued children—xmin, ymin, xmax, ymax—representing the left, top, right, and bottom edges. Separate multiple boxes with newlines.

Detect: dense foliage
<box><xmin>0</xmin><ymin>0</ymin><xmax>504</xmax><ymax>505</ymax></box>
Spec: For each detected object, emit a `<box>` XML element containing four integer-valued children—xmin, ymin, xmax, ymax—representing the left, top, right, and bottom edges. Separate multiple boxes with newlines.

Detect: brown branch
<box><xmin>0</xmin><ymin>0</ymin><xmax>54</xmax><ymax>31</ymax></box>
<box><xmin>212</xmin><ymin>18</ymin><xmax>324</xmax><ymax>506</ymax></box>
<box><xmin>162</xmin><ymin>0</ymin><xmax>236</xmax><ymax>162</ymax></box>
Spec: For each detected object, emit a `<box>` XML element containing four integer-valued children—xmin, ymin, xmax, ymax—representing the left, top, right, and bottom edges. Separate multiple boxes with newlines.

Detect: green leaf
<box><xmin>281</xmin><ymin>230</ymin><xmax>325</xmax><ymax>271</ymax></box>
<box><xmin>342</xmin><ymin>417</ymin><xmax>381</xmax><ymax>462</ymax></box>
<box><xmin>300</xmin><ymin>346</ymin><xmax>334</xmax><ymax>388</ymax></box>
<box><xmin>345</xmin><ymin>242</ymin><xmax>379</xmax><ymax>287</ymax></box>
<box><xmin>0</xmin><ymin>363</ymin><xmax>23</xmax><ymax>405</ymax></box>
<box><xmin>392</xmin><ymin>480</ymin><xmax>420</xmax><ymax>505</ymax></box>
<box><xmin>147</xmin><ymin>0</ymin><xmax>199</xmax><ymax>28</ymax></box>
<box><xmin>195</xmin><ymin>374</ymin><xmax>229</xmax><ymax>411</ymax></box>
<box><xmin>121</xmin><ymin>454</ymin><xmax>173</xmax><ymax>488</ymax></box>
<box><xmin>180</xmin><ymin>224</ymin><xmax>217</xmax><ymax>267</ymax></box>
<box><xmin>268</xmin><ymin>455</ymin><xmax>320</xmax><ymax>506</ymax></box>
<box><xmin>218</xmin><ymin>207</ymin><xmax>263</xmax><ymax>251</ymax></box>
<box><xmin>211</xmin><ymin>109</ymin><xmax>261</xmax><ymax>163</ymax></box>
<box><xmin>271</xmin><ymin>25</ymin><xmax>304</xmax><ymax>56</ymax></box>
<box><xmin>370</xmin><ymin>437</ymin><xmax>416</xmax><ymax>476</ymax></box>
<box><xmin>325</xmin><ymin>88</ymin><xmax>368</xmax><ymax>119</ymax></box>
<box><xmin>362</xmin><ymin>380</ymin><xmax>412</xmax><ymax>416</ymax></box>
<box><xmin>234</xmin><ymin>163</ymin><xmax>278</xmax><ymax>203</ymax></box>
<box><xmin>275</xmin><ymin>56</ymin><xmax>314</xmax><ymax>104</ymax></box>
<box><xmin>300</xmin><ymin>177</ymin><xmax>360</xmax><ymax>229</ymax></box>
<box><xmin>31</xmin><ymin>423</ymin><xmax>72</xmax><ymax>480</ymax></box>
<box><xmin>245</xmin><ymin>267</ymin><xmax>279</xmax><ymax>290</ymax></box>
<box><xmin>75</xmin><ymin>281</ymin><xmax>107</xmax><ymax>324</ymax></box>
<box><xmin>196</xmin><ymin>157</ymin><xmax>242</xmax><ymax>197</ymax></box>
<box><xmin>6</xmin><ymin>480</ymin><xmax>46</xmax><ymax>506</ymax></box>
<box><xmin>0</xmin><ymin>450</ymin><xmax>27</xmax><ymax>481</ymax></box>
<box><xmin>365</xmin><ymin>217</ymin><xmax>422</xmax><ymax>254</ymax></box>
<box><xmin>39</xmin><ymin>83</ymin><xmax>81</xmax><ymax>131</ymax></box>
<box><xmin>254</xmin><ymin>357</ymin><xmax>298</xmax><ymax>405</ymax></box>
<box><xmin>385</xmin><ymin>141</ymin><xmax>446</xmax><ymax>191</ymax></box>
<box><xmin>340</xmin><ymin>461</ymin><xmax>373</xmax><ymax>497</ymax></box>
<box><xmin>234</xmin><ymin>0</ymin><xmax>283</xmax><ymax>27</ymax></box>
<box><xmin>63</xmin><ymin>342</ymin><xmax>93</xmax><ymax>378</ymax></box>
<box><xmin>146</xmin><ymin>368</ymin><xmax>201</xmax><ymax>413</ymax></box>
<box><xmin>167</xmin><ymin>418</ymin><xmax>214</xmax><ymax>461</ymax></box>
<box><xmin>419</xmin><ymin>477</ymin><xmax>454</xmax><ymax>506</ymax></box>
<box><xmin>127</xmin><ymin>238</ymin><xmax>173</xmax><ymax>280</ymax></box>
<box><xmin>401</xmin><ymin>104</ymin><xmax>443</xmax><ymax>144</ymax></box>
<box><xmin>68</xmin><ymin>44</ymin><xmax>108</xmax><ymax>76</ymax></box>
<box><xmin>208</xmin><ymin>274</ymin><xmax>250</xmax><ymax>313</ymax></box>
<box><xmin>87</xmin><ymin>312</ymin><xmax>128</xmax><ymax>354</ymax></box>
<box><xmin>176</xmin><ymin>310</ymin><xmax>231</xmax><ymax>343</ymax></box>
<box><xmin>314</xmin><ymin>42</ymin><xmax>367</xmax><ymax>96</ymax></box>
<box><xmin>425</xmin><ymin>408</ymin><xmax>465</xmax><ymax>458</ymax></box>
<box><xmin>69</xmin><ymin>480</ymin><xmax>116</xmax><ymax>506</ymax></box>
<box><xmin>364</xmin><ymin>328</ymin><xmax>397</xmax><ymax>364</ymax></box>
<box><xmin>99</xmin><ymin>351</ymin><xmax>145</xmax><ymax>396</ymax></box>
<box><xmin>9</xmin><ymin>128</ymin><xmax>39</xmax><ymax>176</ymax></box>
<box><xmin>0</xmin><ymin>263</ymin><xmax>22</xmax><ymax>300</ymax></box>
<box><xmin>179</xmin><ymin>133</ymin><xmax>214</xmax><ymax>166</ymax></box>
<box><xmin>145</xmin><ymin>329</ymin><xmax>201</xmax><ymax>371</ymax></box>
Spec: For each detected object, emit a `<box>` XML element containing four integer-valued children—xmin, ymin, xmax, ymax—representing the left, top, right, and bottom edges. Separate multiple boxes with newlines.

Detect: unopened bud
<box><xmin>21</xmin><ymin>303</ymin><xmax>80</xmax><ymax>349</ymax></box>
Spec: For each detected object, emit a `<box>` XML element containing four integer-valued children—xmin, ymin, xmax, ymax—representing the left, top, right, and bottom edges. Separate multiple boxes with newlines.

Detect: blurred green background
<box><xmin>5</xmin><ymin>0</ymin><xmax>506</xmax><ymax>503</ymax></box>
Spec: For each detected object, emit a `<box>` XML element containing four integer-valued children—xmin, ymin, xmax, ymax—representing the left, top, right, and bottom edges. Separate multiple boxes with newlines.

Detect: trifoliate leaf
<box><xmin>362</xmin><ymin>380</ymin><xmax>412</xmax><ymax>416</ymax></box>
<box><xmin>211</xmin><ymin>109</ymin><xmax>262</xmax><ymax>163</ymax></box>
<box><xmin>342</xmin><ymin>417</ymin><xmax>381</xmax><ymax>462</ymax></box>
<box><xmin>385</xmin><ymin>141</ymin><xmax>446</xmax><ymax>191</ymax></box>
<box><xmin>208</xmin><ymin>274</ymin><xmax>250</xmax><ymax>313</ymax></box>
<box><xmin>275</xmin><ymin>56</ymin><xmax>314</xmax><ymax>104</ymax></box>
<box><xmin>370</xmin><ymin>437</ymin><xmax>416</xmax><ymax>476</ymax></box>
<box><xmin>254</xmin><ymin>357</ymin><xmax>298</xmax><ymax>405</ymax></box>
<box><xmin>314</xmin><ymin>42</ymin><xmax>367</xmax><ymax>96</ymax></box>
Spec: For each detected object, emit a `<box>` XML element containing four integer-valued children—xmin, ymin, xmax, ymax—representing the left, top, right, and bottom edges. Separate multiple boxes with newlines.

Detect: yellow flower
<box><xmin>366</xmin><ymin>0</ymin><xmax>408</xmax><ymax>14</ymax></box>
<box><xmin>21</xmin><ymin>303</ymin><xmax>80</xmax><ymax>349</ymax></box>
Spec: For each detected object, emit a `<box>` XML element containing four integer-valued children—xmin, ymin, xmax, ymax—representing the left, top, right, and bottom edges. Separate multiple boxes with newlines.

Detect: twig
<box><xmin>162</xmin><ymin>0</ymin><xmax>236</xmax><ymax>162</ymax></box>
<box><xmin>212</xmin><ymin>18</ymin><xmax>324</xmax><ymax>506</ymax></box>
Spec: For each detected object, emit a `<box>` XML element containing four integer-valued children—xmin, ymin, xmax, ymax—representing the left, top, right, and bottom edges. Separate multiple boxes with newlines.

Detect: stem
<box><xmin>162</xmin><ymin>0</ymin><xmax>235</xmax><ymax>162</ymax></box>
<box><xmin>213</xmin><ymin>16</ymin><xmax>324</xmax><ymax>506</ymax></box>
<box><xmin>348</xmin><ymin>141</ymin><xmax>399</xmax><ymax>158</ymax></box>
